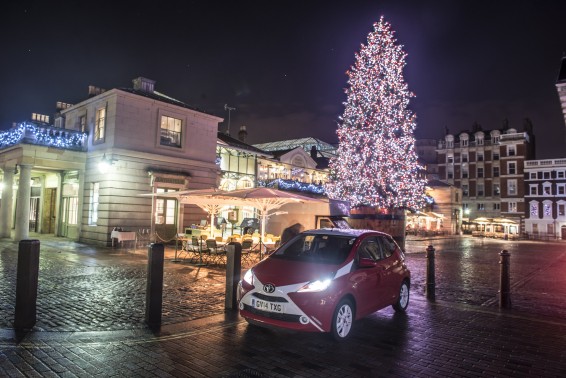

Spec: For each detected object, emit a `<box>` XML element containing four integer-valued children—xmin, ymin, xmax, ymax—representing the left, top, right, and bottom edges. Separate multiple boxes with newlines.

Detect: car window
<box><xmin>272</xmin><ymin>234</ymin><xmax>354</xmax><ymax>264</ymax></box>
<box><xmin>357</xmin><ymin>237</ymin><xmax>382</xmax><ymax>261</ymax></box>
<box><xmin>378</xmin><ymin>236</ymin><xmax>397</xmax><ymax>258</ymax></box>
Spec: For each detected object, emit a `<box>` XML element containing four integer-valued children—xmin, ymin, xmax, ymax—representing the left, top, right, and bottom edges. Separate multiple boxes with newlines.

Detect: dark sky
<box><xmin>2</xmin><ymin>0</ymin><xmax>566</xmax><ymax>158</ymax></box>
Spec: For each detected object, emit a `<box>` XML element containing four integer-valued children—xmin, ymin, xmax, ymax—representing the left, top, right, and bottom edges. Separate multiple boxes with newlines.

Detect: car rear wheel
<box><xmin>392</xmin><ymin>280</ymin><xmax>410</xmax><ymax>312</ymax></box>
<box><xmin>331</xmin><ymin>298</ymin><xmax>354</xmax><ymax>341</ymax></box>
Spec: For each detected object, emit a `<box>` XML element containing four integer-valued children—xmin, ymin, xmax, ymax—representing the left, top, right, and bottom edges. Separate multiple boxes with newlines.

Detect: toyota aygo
<box><xmin>237</xmin><ymin>228</ymin><xmax>410</xmax><ymax>340</ymax></box>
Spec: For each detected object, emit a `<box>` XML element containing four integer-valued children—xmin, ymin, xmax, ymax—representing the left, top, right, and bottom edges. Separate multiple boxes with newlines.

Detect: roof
<box><xmin>427</xmin><ymin>179</ymin><xmax>452</xmax><ymax>187</ymax></box>
<box><xmin>217</xmin><ymin>132</ymin><xmax>272</xmax><ymax>156</ymax></box>
<box><xmin>117</xmin><ymin>88</ymin><xmax>216</xmax><ymax>116</ymax></box>
<box><xmin>254</xmin><ymin>137</ymin><xmax>337</xmax><ymax>153</ymax></box>
<box><xmin>558</xmin><ymin>56</ymin><xmax>566</xmax><ymax>83</ymax></box>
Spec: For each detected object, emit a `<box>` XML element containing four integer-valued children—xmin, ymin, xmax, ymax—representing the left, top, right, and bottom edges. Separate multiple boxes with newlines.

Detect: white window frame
<box><xmin>508</xmin><ymin>179</ymin><xmax>517</xmax><ymax>196</ymax></box>
<box><xmin>507</xmin><ymin>145</ymin><xmax>516</xmax><ymax>156</ymax></box>
<box><xmin>529</xmin><ymin>201</ymin><xmax>539</xmax><ymax>218</ymax></box>
<box><xmin>94</xmin><ymin>107</ymin><xmax>106</xmax><ymax>143</ymax></box>
<box><xmin>529</xmin><ymin>185</ymin><xmax>538</xmax><ymax>196</ymax></box>
<box><xmin>543</xmin><ymin>183</ymin><xmax>552</xmax><ymax>196</ymax></box>
<box><xmin>543</xmin><ymin>200</ymin><xmax>553</xmax><ymax>219</ymax></box>
<box><xmin>89</xmin><ymin>182</ymin><xmax>99</xmax><ymax>225</ymax></box>
<box><xmin>509</xmin><ymin>202</ymin><xmax>517</xmax><ymax>213</ymax></box>
<box><xmin>508</xmin><ymin>161</ymin><xmax>517</xmax><ymax>175</ymax></box>
<box><xmin>558</xmin><ymin>184</ymin><xmax>565</xmax><ymax>196</ymax></box>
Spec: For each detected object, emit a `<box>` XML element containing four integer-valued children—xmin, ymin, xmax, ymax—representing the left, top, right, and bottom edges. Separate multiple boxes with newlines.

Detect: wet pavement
<box><xmin>1</xmin><ymin>234</ymin><xmax>566</xmax><ymax>377</ymax></box>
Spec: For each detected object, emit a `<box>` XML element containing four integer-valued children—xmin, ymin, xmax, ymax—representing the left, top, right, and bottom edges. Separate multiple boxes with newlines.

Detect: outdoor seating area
<box><xmin>172</xmin><ymin>232</ymin><xmax>278</xmax><ymax>267</ymax></box>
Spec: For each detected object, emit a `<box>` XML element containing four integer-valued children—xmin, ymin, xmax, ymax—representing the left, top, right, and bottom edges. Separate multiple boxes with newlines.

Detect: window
<box><xmin>543</xmin><ymin>203</ymin><xmax>552</xmax><ymax>217</ymax></box>
<box><xmin>508</xmin><ymin>145</ymin><xmax>516</xmax><ymax>156</ymax></box>
<box><xmin>477</xmin><ymin>167</ymin><xmax>484</xmax><ymax>178</ymax></box>
<box><xmin>477</xmin><ymin>138</ymin><xmax>484</xmax><ymax>146</ymax></box>
<box><xmin>95</xmin><ymin>107</ymin><xmax>106</xmax><ymax>142</ymax></box>
<box><xmin>477</xmin><ymin>153</ymin><xmax>484</xmax><ymax>161</ymax></box>
<box><xmin>477</xmin><ymin>183</ymin><xmax>484</xmax><ymax>197</ymax></box>
<box><xmin>461</xmin><ymin>139</ymin><xmax>468</xmax><ymax>147</ymax></box>
<box><xmin>462</xmin><ymin>185</ymin><xmax>469</xmax><ymax>196</ymax></box>
<box><xmin>508</xmin><ymin>179</ymin><xmax>517</xmax><ymax>195</ymax></box>
<box><xmin>89</xmin><ymin>183</ymin><xmax>99</xmax><ymax>225</ymax></box>
<box><xmin>493</xmin><ymin>152</ymin><xmax>500</xmax><ymax>161</ymax></box>
<box><xmin>463</xmin><ymin>203</ymin><xmax>469</xmax><ymax>212</ymax></box>
<box><xmin>80</xmin><ymin>115</ymin><xmax>87</xmax><ymax>133</ymax></box>
<box><xmin>477</xmin><ymin>203</ymin><xmax>485</xmax><ymax>210</ymax></box>
<box><xmin>493</xmin><ymin>203</ymin><xmax>500</xmax><ymax>210</ymax></box>
<box><xmin>447</xmin><ymin>155</ymin><xmax>454</xmax><ymax>163</ymax></box>
<box><xmin>559</xmin><ymin>204</ymin><xmax>565</xmax><ymax>216</ymax></box>
<box><xmin>530</xmin><ymin>185</ymin><xmax>538</xmax><ymax>196</ymax></box>
<box><xmin>160</xmin><ymin>115</ymin><xmax>182</xmax><ymax>148</ymax></box>
<box><xmin>493</xmin><ymin>184</ymin><xmax>500</xmax><ymax>196</ymax></box>
<box><xmin>492</xmin><ymin>136</ymin><xmax>500</xmax><ymax>144</ymax></box>
<box><xmin>462</xmin><ymin>154</ymin><xmax>468</xmax><ymax>162</ymax></box>
<box><xmin>529</xmin><ymin>172</ymin><xmax>537</xmax><ymax>180</ymax></box>
<box><xmin>508</xmin><ymin>162</ymin><xmax>516</xmax><ymax>175</ymax></box>
<box><xmin>447</xmin><ymin>170</ymin><xmax>453</xmax><ymax>179</ymax></box>
<box><xmin>543</xmin><ymin>171</ymin><xmax>551</xmax><ymax>180</ymax></box>
<box><xmin>509</xmin><ymin>202</ymin><xmax>517</xmax><ymax>213</ymax></box>
<box><xmin>543</xmin><ymin>184</ymin><xmax>551</xmax><ymax>195</ymax></box>
<box><xmin>493</xmin><ymin>166</ymin><xmax>500</xmax><ymax>177</ymax></box>
<box><xmin>462</xmin><ymin>168</ymin><xmax>468</xmax><ymax>179</ymax></box>
<box><xmin>558</xmin><ymin>184</ymin><xmax>565</xmax><ymax>196</ymax></box>
<box><xmin>530</xmin><ymin>202</ymin><xmax>538</xmax><ymax>217</ymax></box>
<box><xmin>558</xmin><ymin>171</ymin><xmax>565</xmax><ymax>179</ymax></box>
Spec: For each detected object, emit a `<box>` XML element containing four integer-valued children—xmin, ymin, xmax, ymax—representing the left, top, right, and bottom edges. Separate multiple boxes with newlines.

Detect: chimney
<box><xmin>310</xmin><ymin>146</ymin><xmax>317</xmax><ymax>159</ymax></box>
<box><xmin>238</xmin><ymin>125</ymin><xmax>248</xmax><ymax>143</ymax></box>
<box><xmin>132</xmin><ymin>77</ymin><xmax>155</xmax><ymax>93</ymax></box>
<box><xmin>88</xmin><ymin>85</ymin><xmax>106</xmax><ymax>97</ymax></box>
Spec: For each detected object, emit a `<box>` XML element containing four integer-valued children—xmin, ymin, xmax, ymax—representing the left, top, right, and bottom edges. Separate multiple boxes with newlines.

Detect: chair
<box><xmin>206</xmin><ymin>239</ymin><xmax>227</xmax><ymax>265</ymax></box>
<box><xmin>240</xmin><ymin>239</ymin><xmax>255</xmax><ymax>266</ymax></box>
<box><xmin>191</xmin><ymin>236</ymin><xmax>208</xmax><ymax>265</ymax></box>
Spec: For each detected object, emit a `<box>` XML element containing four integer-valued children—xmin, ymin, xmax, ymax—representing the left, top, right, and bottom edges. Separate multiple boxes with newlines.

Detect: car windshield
<box><xmin>271</xmin><ymin>234</ymin><xmax>355</xmax><ymax>264</ymax></box>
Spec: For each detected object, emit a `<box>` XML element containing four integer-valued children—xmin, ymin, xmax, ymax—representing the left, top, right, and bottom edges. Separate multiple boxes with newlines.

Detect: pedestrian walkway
<box><xmin>1</xmin><ymin>235</ymin><xmax>566</xmax><ymax>377</ymax></box>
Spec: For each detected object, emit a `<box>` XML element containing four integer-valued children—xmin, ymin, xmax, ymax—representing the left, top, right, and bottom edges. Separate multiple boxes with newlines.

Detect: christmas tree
<box><xmin>326</xmin><ymin>16</ymin><xmax>426</xmax><ymax>211</ymax></box>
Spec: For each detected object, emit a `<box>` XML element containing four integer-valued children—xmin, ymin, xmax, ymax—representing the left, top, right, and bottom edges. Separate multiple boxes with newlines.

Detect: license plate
<box><xmin>253</xmin><ymin>299</ymin><xmax>283</xmax><ymax>313</ymax></box>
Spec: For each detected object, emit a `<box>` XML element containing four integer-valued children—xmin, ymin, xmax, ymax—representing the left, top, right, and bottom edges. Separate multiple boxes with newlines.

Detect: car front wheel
<box><xmin>392</xmin><ymin>280</ymin><xmax>410</xmax><ymax>312</ymax></box>
<box><xmin>331</xmin><ymin>298</ymin><xmax>354</xmax><ymax>341</ymax></box>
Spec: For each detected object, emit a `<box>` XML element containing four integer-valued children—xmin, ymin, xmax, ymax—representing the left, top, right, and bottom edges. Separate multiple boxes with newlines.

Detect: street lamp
<box><xmin>224</xmin><ymin>104</ymin><xmax>235</xmax><ymax>136</ymax></box>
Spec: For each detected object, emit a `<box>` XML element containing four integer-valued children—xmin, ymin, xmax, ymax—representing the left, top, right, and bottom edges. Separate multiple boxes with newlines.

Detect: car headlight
<box><xmin>243</xmin><ymin>269</ymin><xmax>254</xmax><ymax>285</ymax></box>
<box><xmin>297</xmin><ymin>278</ymin><xmax>333</xmax><ymax>293</ymax></box>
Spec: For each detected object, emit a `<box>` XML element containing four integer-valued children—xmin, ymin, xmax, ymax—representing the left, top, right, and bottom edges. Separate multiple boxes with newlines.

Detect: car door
<box><xmin>349</xmin><ymin>236</ymin><xmax>389</xmax><ymax>317</ymax></box>
<box><xmin>376</xmin><ymin>236</ymin><xmax>403</xmax><ymax>304</ymax></box>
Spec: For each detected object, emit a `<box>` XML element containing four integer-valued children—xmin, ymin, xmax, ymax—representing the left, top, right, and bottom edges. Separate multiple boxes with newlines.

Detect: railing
<box><xmin>0</xmin><ymin>122</ymin><xmax>87</xmax><ymax>151</ymax></box>
<box><xmin>525</xmin><ymin>159</ymin><xmax>566</xmax><ymax>167</ymax></box>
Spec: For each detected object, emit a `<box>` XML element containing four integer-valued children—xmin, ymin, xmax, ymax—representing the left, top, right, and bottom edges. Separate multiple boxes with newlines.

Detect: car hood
<box><xmin>253</xmin><ymin>257</ymin><xmax>341</xmax><ymax>286</ymax></box>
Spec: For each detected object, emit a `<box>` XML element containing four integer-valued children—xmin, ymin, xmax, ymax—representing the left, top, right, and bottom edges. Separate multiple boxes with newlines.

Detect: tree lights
<box><xmin>325</xmin><ymin>17</ymin><xmax>426</xmax><ymax>211</ymax></box>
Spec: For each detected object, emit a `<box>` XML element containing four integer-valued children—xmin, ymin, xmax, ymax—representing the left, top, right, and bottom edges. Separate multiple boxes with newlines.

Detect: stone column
<box><xmin>14</xmin><ymin>164</ymin><xmax>32</xmax><ymax>241</ymax></box>
<box><xmin>0</xmin><ymin>167</ymin><xmax>14</xmax><ymax>238</ymax></box>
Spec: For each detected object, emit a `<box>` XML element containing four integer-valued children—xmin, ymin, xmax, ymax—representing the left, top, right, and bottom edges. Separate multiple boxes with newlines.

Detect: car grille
<box><xmin>252</xmin><ymin>292</ymin><xmax>289</xmax><ymax>303</ymax></box>
<box><xmin>243</xmin><ymin>304</ymin><xmax>301</xmax><ymax>323</ymax></box>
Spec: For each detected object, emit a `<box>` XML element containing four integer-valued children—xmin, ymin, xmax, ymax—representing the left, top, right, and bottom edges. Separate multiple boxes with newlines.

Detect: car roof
<box><xmin>303</xmin><ymin>228</ymin><xmax>392</xmax><ymax>238</ymax></box>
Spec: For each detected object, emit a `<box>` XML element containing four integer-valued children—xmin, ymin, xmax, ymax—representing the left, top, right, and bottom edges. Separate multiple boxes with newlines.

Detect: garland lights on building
<box><xmin>0</xmin><ymin>122</ymin><xmax>87</xmax><ymax>151</ymax></box>
<box><xmin>325</xmin><ymin>16</ymin><xmax>426</xmax><ymax>210</ymax></box>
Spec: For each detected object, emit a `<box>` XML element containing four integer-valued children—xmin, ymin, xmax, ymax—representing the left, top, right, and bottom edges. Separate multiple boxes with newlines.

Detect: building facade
<box><xmin>0</xmin><ymin>77</ymin><xmax>222</xmax><ymax>245</ymax></box>
<box><xmin>524</xmin><ymin>158</ymin><xmax>566</xmax><ymax>240</ymax></box>
<box><xmin>436</xmin><ymin>126</ymin><xmax>535</xmax><ymax>231</ymax></box>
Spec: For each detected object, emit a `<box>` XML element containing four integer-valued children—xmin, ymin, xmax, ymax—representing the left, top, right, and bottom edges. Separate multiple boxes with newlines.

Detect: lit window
<box><xmin>509</xmin><ymin>202</ymin><xmax>517</xmax><ymax>213</ymax></box>
<box><xmin>160</xmin><ymin>115</ymin><xmax>182</xmax><ymax>148</ymax></box>
<box><xmin>508</xmin><ymin>179</ymin><xmax>517</xmax><ymax>195</ymax></box>
<box><xmin>493</xmin><ymin>184</ymin><xmax>500</xmax><ymax>195</ymax></box>
<box><xmin>155</xmin><ymin>188</ymin><xmax>178</xmax><ymax>225</ymax></box>
<box><xmin>544</xmin><ymin>203</ymin><xmax>552</xmax><ymax>217</ymax></box>
<box><xmin>559</xmin><ymin>204</ymin><xmax>565</xmax><ymax>216</ymax></box>
<box><xmin>95</xmin><ymin>107</ymin><xmax>106</xmax><ymax>142</ymax></box>
<box><xmin>530</xmin><ymin>203</ymin><xmax>538</xmax><ymax>216</ymax></box>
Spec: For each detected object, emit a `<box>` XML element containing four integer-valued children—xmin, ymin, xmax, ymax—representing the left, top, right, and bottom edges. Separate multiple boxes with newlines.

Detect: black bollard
<box><xmin>14</xmin><ymin>240</ymin><xmax>40</xmax><ymax>330</ymax></box>
<box><xmin>426</xmin><ymin>245</ymin><xmax>436</xmax><ymax>301</ymax></box>
<box><xmin>146</xmin><ymin>243</ymin><xmax>164</xmax><ymax>329</ymax></box>
<box><xmin>499</xmin><ymin>250</ymin><xmax>511</xmax><ymax>308</ymax></box>
<box><xmin>225</xmin><ymin>242</ymin><xmax>242</xmax><ymax>311</ymax></box>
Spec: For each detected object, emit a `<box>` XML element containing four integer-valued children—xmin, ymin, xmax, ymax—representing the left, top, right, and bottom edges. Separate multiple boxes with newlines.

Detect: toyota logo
<box><xmin>263</xmin><ymin>283</ymin><xmax>276</xmax><ymax>293</ymax></box>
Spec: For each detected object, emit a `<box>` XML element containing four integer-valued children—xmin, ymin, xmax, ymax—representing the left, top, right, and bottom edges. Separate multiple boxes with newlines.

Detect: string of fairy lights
<box><xmin>0</xmin><ymin>122</ymin><xmax>87</xmax><ymax>150</ymax></box>
<box><xmin>325</xmin><ymin>16</ymin><xmax>426</xmax><ymax>211</ymax></box>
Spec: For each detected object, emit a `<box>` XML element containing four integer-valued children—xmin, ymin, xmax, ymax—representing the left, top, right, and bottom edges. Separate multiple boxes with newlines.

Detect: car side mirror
<box><xmin>358</xmin><ymin>257</ymin><xmax>377</xmax><ymax>268</ymax></box>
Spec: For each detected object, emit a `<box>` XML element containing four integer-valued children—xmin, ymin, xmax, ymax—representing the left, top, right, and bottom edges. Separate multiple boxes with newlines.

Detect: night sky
<box><xmin>2</xmin><ymin>0</ymin><xmax>566</xmax><ymax>158</ymax></box>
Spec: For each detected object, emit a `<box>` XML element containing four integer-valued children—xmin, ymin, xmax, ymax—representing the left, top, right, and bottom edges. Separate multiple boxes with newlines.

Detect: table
<box><xmin>111</xmin><ymin>231</ymin><xmax>137</xmax><ymax>248</ymax></box>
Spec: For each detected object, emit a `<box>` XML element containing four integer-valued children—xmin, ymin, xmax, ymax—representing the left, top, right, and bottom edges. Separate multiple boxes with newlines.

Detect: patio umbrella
<box><xmin>209</xmin><ymin>187</ymin><xmax>326</xmax><ymax>246</ymax></box>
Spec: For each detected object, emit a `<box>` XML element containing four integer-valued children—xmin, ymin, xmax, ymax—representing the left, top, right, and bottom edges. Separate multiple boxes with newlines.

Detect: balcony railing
<box><xmin>0</xmin><ymin>122</ymin><xmax>87</xmax><ymax>151</ymax></box>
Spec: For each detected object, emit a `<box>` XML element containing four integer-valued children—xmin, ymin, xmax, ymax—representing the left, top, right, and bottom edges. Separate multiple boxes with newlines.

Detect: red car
<box><xmin>237</xmin><ymin>228</ymin><xmax>410</xmax><ymax>340</ymax></box>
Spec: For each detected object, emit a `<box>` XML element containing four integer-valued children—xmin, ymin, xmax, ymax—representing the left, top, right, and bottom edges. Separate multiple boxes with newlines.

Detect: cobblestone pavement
<box><xmin>1</xmin><ymin>235</ymin><xmax>566</xmax><ymax>377</ymax></box>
